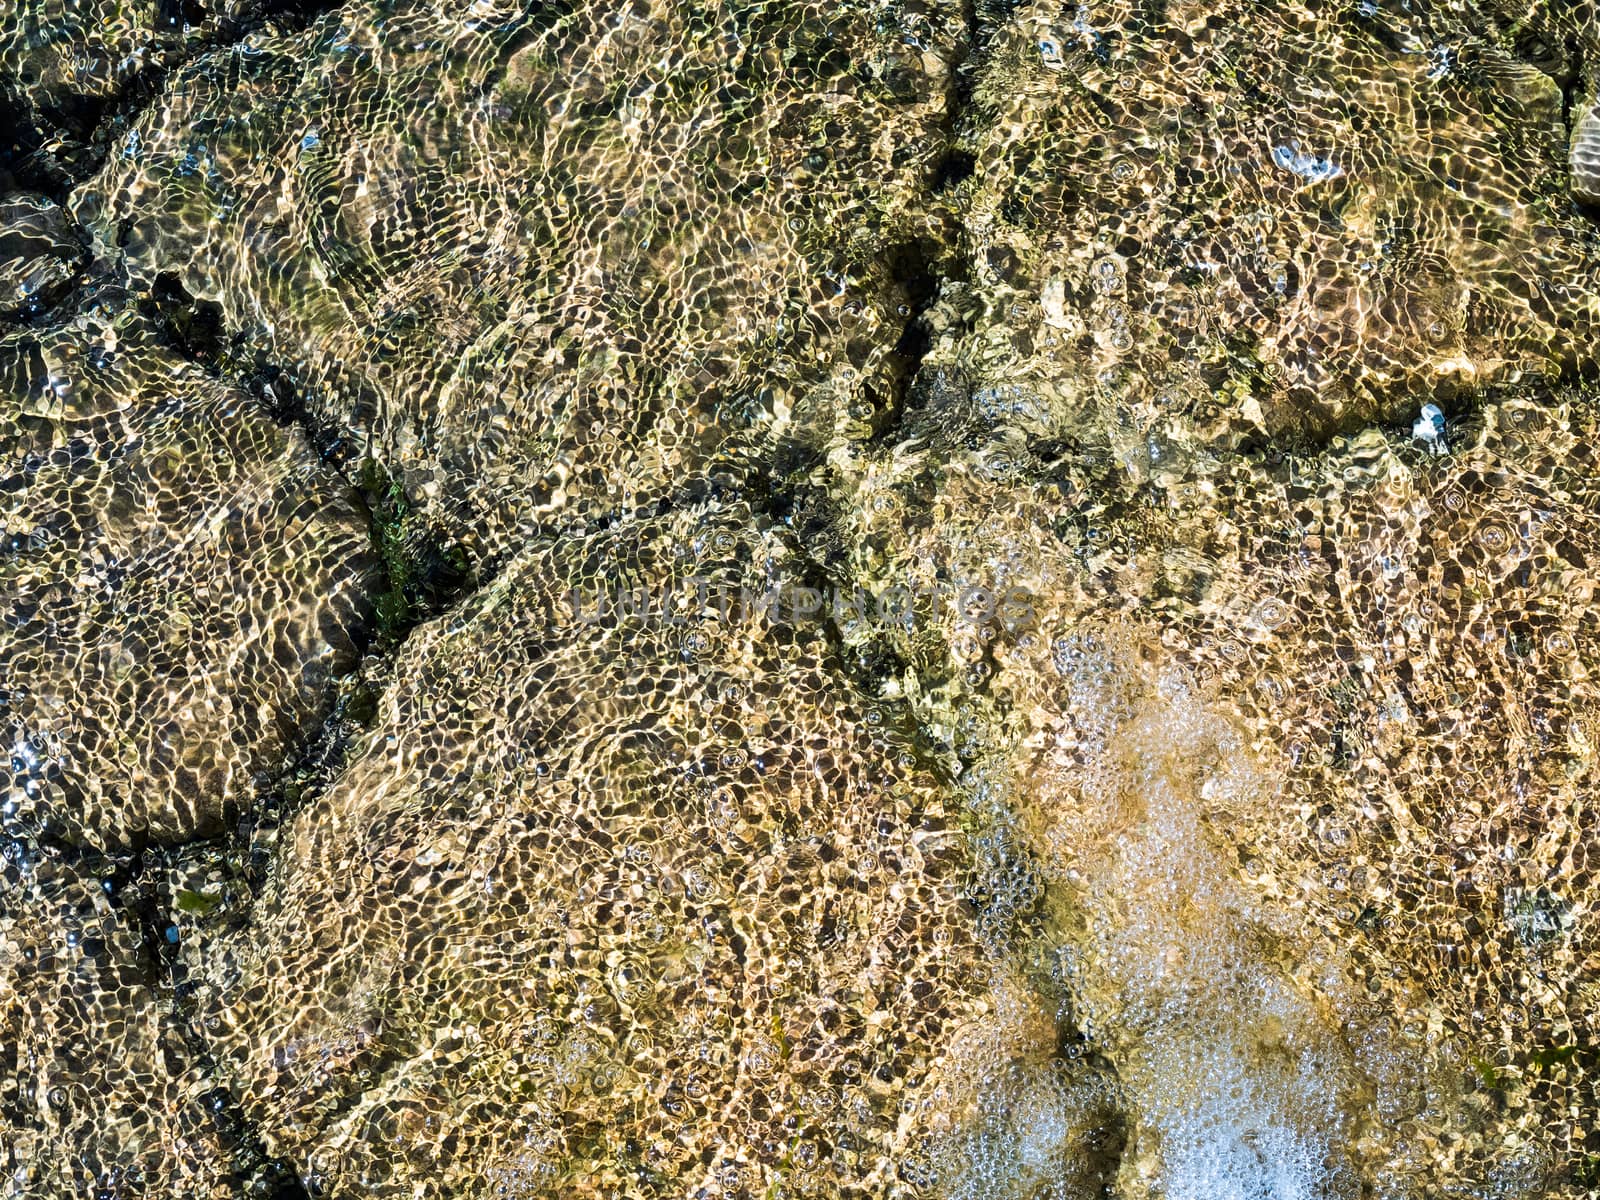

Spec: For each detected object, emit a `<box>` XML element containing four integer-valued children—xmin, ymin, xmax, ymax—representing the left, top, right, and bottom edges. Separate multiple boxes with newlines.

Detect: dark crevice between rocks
<box><xmin>130</xmin><ymin>274</ymin><xmax>462</xmax><ymax>819</ymax></box>
<box><xmin>957</xmin><ymin>0</ymin><xmax>1018</xmax><ymax>111</ymax></box>
<box><xmin>136</xmin><ymin>271</ymin><xmax>473</xmax><ymax>654</ymax></box>
<box><xmin>218</xmin><ymin>633</ymin><xmax>389</xmax><ymax>868</ymax></box>
<box><xmin>159</xmin><ymin>0</ymin><xmax>214</xmax><ymax>31</ymax></box>
<box><xmin>930</xmin><ymin>146</ymin><xmax>976</xmax><ymax>192</ymax></box>
<box><xmin>136</xmin><ymin>865</ymin><xmax>312</xmax><ymax>1200</ymax></box>
<box><xmin>866</xmin><ymin>0</ymin><xmax>988</xmax><ymax>453</ymax></box>
<box><xmin>861</xmin><ymin>235</ymin><xmax>946</xmax><ymax>448</ymax></box>
<box><xmin>233</xmin><ymin>363</ymin><xmax>476</xmax><ymax>655</ymax></box>
<box><xmin>863</xmin><ymin>244</ymin><xmax>977</xmax><ymax>457</ymax></box>
<box><xmin>887</xmin><ymin>236</ymin><xmax>942</xmax><ymax>356</ymax></box>
<box><xmin>348</xmin><ymin>456</ymin><xmax>474</xmax><ymax>651</ymax></box>
<box><xmin>141</xmin><ymin>271</ymin><xmax>228</xmax><ymax>361</ymax></box>
<box><xmin>0</xmin><ymin>81</ymin><xmax>81</xmax><ymax>202</ymax></box>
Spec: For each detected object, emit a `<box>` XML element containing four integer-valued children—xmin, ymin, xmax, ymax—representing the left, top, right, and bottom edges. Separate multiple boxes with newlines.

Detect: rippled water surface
<box><xmin>4</xmin><ymin>0</ymin><xmax>1600</xmax><ymax>1196</ymax></box>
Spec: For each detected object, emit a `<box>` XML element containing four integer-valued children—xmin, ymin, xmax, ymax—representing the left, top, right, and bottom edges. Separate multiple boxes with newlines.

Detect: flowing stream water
<box><xmin>3</xmin><ymin>0</ymin><xmax>1599</xmax><ymax>1197</ymax></box>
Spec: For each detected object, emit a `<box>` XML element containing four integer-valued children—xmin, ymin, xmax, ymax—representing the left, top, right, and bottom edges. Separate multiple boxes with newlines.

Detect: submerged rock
<box><xmin>0</xmin><ymin>0</ymin><xmax>262</xmax><ymax>112</ymax></box>
<box><xmin>0</xmin><ymin>295</ymin><xmax>377</xmax><ymax>848</ymax></box>
<box><xmin>178</xmin><ymin>500</ymin><xmax>999</xmax><ymax>1197</ymax></box>
<box><xmin>1</xmin><ymin>0</ymin><xmax>1598</xmax><ymax>1194</ymax></box>
<box><xmin>798</xmin><ymin>376</ymin><xmax>1600</xmax><ymax>1192</ymax></box>
<box><xmin>0</xmin><ymin>848</ymin><xmax>295</xmax><ymax>1198</ymax></box>
<box><xmin>929</xmin><ymin>0</ymin><xmax>1600</xmax><ymax>456</ymax></box>
<box><xmin>0</xmin><ymin>195</ymin><xmax>83</xmax><ymax>321</ymax></box>
<box><xmin>73</xmin><ymin>0</ymin><xmax>968</xmax><ymax>568</ymax></box>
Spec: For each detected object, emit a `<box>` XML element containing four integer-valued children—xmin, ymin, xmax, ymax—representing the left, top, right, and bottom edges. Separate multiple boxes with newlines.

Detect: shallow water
<box><xmin>3</xmin><ymin>0</ymin><xmax>1599</xmax><ymax>1196</ymax></box>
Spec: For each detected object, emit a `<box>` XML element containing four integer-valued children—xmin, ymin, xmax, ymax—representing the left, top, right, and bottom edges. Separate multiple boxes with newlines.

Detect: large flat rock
<box><xmin>176</xmin><ymin>500</ymin><xmax>1029</xmax><ymax>1197</ymax></box>
<box><xmin>917</xmin><ymin>0</ymin><xmax>1600</xmax><ymax>461</ymax></box>
<box><xmin>798</xmin><ymin>373</ymin><xmax>1600</xmax><ymax>1192</ymax></box>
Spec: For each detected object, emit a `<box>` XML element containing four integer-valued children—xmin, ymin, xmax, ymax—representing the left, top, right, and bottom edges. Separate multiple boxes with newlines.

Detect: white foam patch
<box><xmin>1139</xmin><ymin>1018</ymin><xmax>1340</xmax><ymax>1200</ymax></box>
<box><xmin>922</xmin><ymin>973</ymin><xmax>1122</xmax><ymax>1200</ymax></box>
<box><xmin>1163</xmin><ymin>1120</ymin><xmax>1326</xmax><ymax>1200</ymax></box>
<box><xmin>1027</xmin><ymin>640</ymin><xmax>1365</xmax><ymax>1197</ymax></box>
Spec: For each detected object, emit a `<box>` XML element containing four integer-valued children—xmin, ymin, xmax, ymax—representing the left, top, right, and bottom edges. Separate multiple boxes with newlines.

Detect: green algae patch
<box><xmin>174</xmin><ymin>888</ymin><xmax>223</xmax><ymax>916</ymax></box>
<box><xmin>353</xmin><ymin>456</ymin><xmax>471</xmax><ymax>649</ymax></box>
<box><xmin>355</xmin><ymin>456</ymin><xmax>419</xmax><ymax>647</ymax></box>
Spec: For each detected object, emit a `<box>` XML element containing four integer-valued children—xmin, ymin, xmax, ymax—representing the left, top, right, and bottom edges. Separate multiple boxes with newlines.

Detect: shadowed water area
<box><xmin>3</xmin><ymin>0</ymin><xmax>1600</xmax><ymax>1196</ymax></box>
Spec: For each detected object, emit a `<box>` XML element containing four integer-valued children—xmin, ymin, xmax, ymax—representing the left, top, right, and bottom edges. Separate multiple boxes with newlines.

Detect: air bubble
<box><xmin>1473</xmin><ymin>522</ymin><xmax>1511</xmax><ymax>552</ymax></box>
<box><xmin>1253</xmin><ymin>598</ymin><xmax>1292</xmax><ymax>631</ymax></box>
<box><xmin>1544</xmin><ymin>631</ymin><xmax>1575</xmax><ymax>657</ymax></box>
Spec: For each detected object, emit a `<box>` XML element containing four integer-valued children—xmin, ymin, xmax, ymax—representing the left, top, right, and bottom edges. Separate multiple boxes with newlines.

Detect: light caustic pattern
<box><xmin>2</xmin><ymin>0</ymin><xmax>1600</xmax><ymax>1197</ymax></box>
